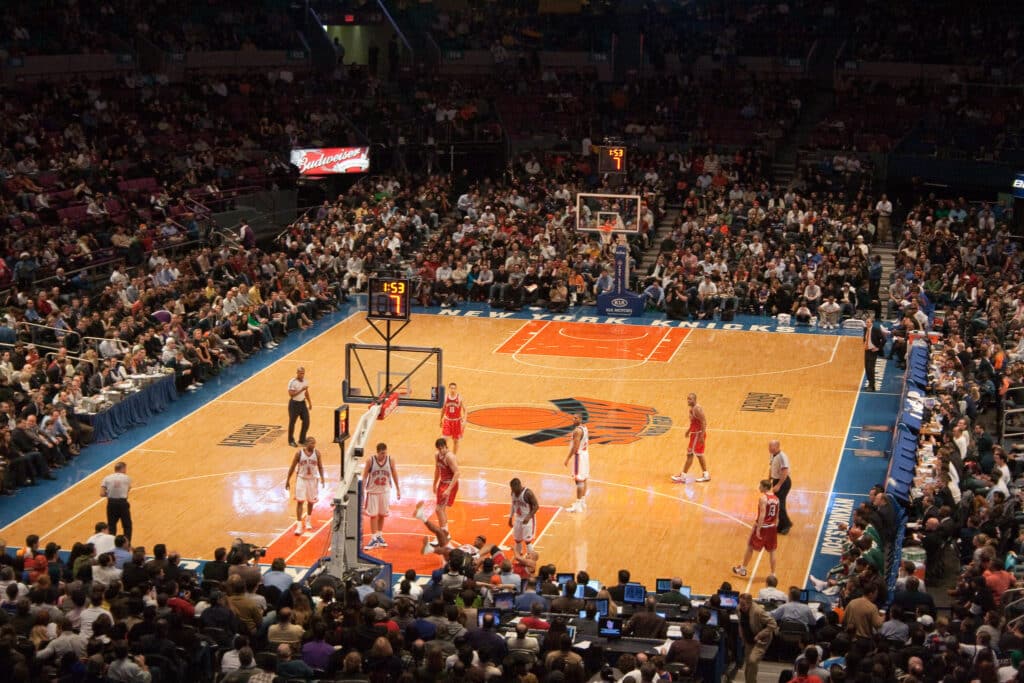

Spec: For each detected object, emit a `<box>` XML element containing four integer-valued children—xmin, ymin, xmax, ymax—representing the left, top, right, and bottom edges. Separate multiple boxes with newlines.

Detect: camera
<box><xmin>228</xmin><ymin>538</ymin><xmax>267</xmax><ymax>564</ymax></box>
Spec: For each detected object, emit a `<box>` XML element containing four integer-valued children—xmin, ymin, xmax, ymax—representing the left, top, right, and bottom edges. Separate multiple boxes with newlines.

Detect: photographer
<box><xmin>665</xmin><ymin>282</ymin><xmax>690</xmax><ymax>321</ymax></box>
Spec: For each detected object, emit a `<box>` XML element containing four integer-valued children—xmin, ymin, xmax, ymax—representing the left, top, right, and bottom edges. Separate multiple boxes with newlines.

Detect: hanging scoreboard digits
<box><xmin>599</xmin><ymin>146</ymin><xmax>627</xmax><ymax>174</ymax></box>
<box><xmin>368</xmin><ymin>277</ymin><xmax>411</xmax><ymax>321</ymax></box>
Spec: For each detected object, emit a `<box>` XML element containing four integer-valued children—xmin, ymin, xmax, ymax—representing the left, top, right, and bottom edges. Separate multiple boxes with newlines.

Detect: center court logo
<box><xmin>468</xmin><ymin>397</ymin><xmax>673</xmax><ymax>446</ymax></box>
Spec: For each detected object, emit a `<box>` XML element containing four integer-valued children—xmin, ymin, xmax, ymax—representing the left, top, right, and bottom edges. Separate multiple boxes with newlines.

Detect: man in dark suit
<box><xmin>890</xmin><ymin>576</ymin><xmax>936</xmax><ymax>616</ymax></box>
<box><xmin>550</xmin><ymin>581</ymin><xmax>586</xmax><ymax>614</ymax></box>
<box><xmin>656</xmin><ymin>577</ymin><xmax>693</xmax><ymax>608</ymax></box>
<box><xmin>607</xmin><ymin>569</ymin><xmax>631</xmax><ymax>603</ymax></box>
<box><xmin>623</xmin><ymin>596</ymin><xmax>668</xmax><ymax>639</ymax></box>
<box><xmin>12</xmin><ymin>416</ymin><xmax>61</xmax><ymax>468</ymax></box>
<box><xmin>864</xmin><ymin>314</ymin><xmax>887</xmax><ymax>391</ymax></box>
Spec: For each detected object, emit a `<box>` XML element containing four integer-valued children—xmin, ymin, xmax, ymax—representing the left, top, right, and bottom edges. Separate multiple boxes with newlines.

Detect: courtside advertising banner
<box><xmin>290</xmin><ymin>147</ymin><xmax>371</xmax><ymax>175</ymax></box>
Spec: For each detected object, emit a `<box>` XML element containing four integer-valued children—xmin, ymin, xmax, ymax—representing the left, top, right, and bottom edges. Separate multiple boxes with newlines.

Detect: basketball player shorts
<box><xmin>442</xmin><ymin>418</ymin><xmax>464</xmax><ymax>440</ymax></box>
<box><xmin>749</xmin><ymin>526</ymin><xmax>778</xmax><ymax>552</ymax></box>
<box><xmin>513</xmin><ymin>517</ymin><xmax>535</xmax><ymax>543</ymax></box>
<box><xmin>688</xmin><ymin>432</ymin><xmax>705</xmax><ymax>456</ymax></box>
<box><xmin>294</xmin><ymin>477</ymin><xmax>318</xmax><ymax>504</ymax></box>
<box><xmin>364</xmin><ymin>491</ymin><xmax>390</xmax><ymax>517</ymax></box>
<box><xmin>573</xmin><ymin>452</ymin><xmax>590</xmax><ymax>482</ymax></box>
<box><xmin>436</xmin><ymin>480</ymin><xmax>459</xmax><ymax>507</ymax></box>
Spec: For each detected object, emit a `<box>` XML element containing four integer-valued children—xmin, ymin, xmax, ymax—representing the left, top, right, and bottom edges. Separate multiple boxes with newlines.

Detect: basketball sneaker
<box><xmin>695</xmin><ymin>473</ymin><xmax>711</xmax><ymax>483</ymax></box>
<box><xmin>293</xmin><ymin>522</ymin><xmax>302</xmax><ymax>536</ymax></box>
<box><xmin>414</xmin><ymin>500</ymin><xmax>435</xmax><ymax>522</ymax></box>
<box><xmin>670</xmin><ymin>474</ymin><xmax>687</xmax><ymax>483</ymax></box>
<box><xmin>364</xmin><ymin>537</ymin><xmax>382</xmax><ymax>551</ymax></box>
<box><xmin>304</xmin><ymin>517</ymin><xmax>313</xmax><ymax>530</ymax></box>
<box><xmin>421</xmin><ymin>537</ymin><xmax>434</xmax><ymax>555</ymax></box>
<box><xmin>731</xmin><ymin>566</ymin><xmax>748</xmax><ymax>577</ymax></box>
<box><xmin>565</xmin><ymin>501</ymin><xmax>581</xmax><ymax>513</ymax></box>
<box><xmin>377</xmin><ymin>535</ymin><xmax>388</xmax><ymax>548</ymax></box>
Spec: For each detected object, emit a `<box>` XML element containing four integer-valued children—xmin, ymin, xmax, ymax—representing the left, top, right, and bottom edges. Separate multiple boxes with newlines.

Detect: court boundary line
<box><xmin>802</xmin><ymin>384</ymin><xmax>861</xmax><ymax>584</ymax></box>
<box><xmin>1</xmin><ymin>311</ymin><xmax>361</xmax><ymax>535</ymax></box>
<box><xmin>492</xmin><ymin>320</ymin><xmax>548</xmax><ymax>356</ymax></box>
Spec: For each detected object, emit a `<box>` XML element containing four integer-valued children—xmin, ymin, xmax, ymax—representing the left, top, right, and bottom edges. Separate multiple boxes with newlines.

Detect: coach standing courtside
<box><xmin>100</xmin><ymin>462</ymin><xmax>132</xmax><ymax>542</ymax></box>
<box><xmin>864</xmin><ymin>314</ymin><xmax>886</xmax><ymax>392</ymax></box>
<box><xmin>287</xmin><ymin>367</ymin><xmax>312</xmax><ymax>447</ymax></box>
<box><xmin>768</xmin><ymin>440</ymin><xmax>792</xmax><ymax>535</ymax></box>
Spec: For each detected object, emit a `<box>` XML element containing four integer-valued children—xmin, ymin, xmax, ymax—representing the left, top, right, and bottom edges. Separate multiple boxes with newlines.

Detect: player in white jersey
<box><xmin>562</xmin><ymin>414</ymin><xmax>590</xmax><ymax>512</ymax></box>
<box><xmin>285</xmin><ymin>437</ymin><xmax>325</xmax><ymax>535</ymax></box>
<box><xmin>362</xmin><ymin>442</ymin><xmax>401</xmax><ymax>551</ymax></box>
<box><xmin>508</xmin><ymin>478</ymin><xmax>539</xmax><ymax>554</ymax></box>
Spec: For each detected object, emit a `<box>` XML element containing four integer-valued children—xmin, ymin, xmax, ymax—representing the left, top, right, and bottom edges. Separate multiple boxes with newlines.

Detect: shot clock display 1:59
<box><xmin>368</xmin><ymin>277</ymin><xmax>411</xmax><ymax>321</ymax></box>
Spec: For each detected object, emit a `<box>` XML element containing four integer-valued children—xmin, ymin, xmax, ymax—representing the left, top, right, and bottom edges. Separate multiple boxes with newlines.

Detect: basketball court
<box><xmin>0</xmin><ymin>310</ymin><xmax>865</xmax><ymax>594</ymax></box>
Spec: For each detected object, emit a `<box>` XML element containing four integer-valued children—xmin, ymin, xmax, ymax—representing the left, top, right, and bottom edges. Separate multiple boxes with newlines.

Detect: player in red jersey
<box><xmin>431</xmin><ymin>437</ymin><xmax>460</xmax><ymax>535</ymax></box>
<box><xmin>671</xmin><ymin>393</ymin><xmax>710</xmax><ymax>483</ymax></box>
<box><xmin>732</xmin><ymin>479</ymin><xmax>779</xmax><ymax>578</ymax></box>
<box><xmin>440</xmin><ymin>382</ymin><xmax>467</xmax><ymax>453</ymax></box>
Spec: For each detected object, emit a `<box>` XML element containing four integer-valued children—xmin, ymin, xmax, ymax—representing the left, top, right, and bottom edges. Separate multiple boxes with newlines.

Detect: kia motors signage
<box><xmin>1013</xmin><ymin>172</ymin><xmax>1024</xmax><ymax>199</ymax></box>
<box><xmin>290</xmin><ymin>147</ymin><xmax>371</xmax><ymax>175</ymax></box>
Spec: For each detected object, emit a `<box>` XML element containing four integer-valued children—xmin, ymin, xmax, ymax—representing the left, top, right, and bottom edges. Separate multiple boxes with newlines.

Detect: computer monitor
<box><xmin>718</xmin><ymin>591</ymin><xmax>739</xmax><ymax>609</ymax></box>
<box><xmin>579</xmin><ymin>609</ymin><xmax>589</xmax><ymax>620</ymax></box>
<box><xmin>566</xmin><ymin>625</ymin><xmax>577</xmax><ymax>642</ymax></box>
<box><xmin>707</xmin><ymin>610</ymin><xmax>719</xmax><ymax>626</ymax></box>
<box><xmin>598</xmin><ymin>617</ymin><xmax>623</xmax><ymax>639</ymax></box>
<box><xmin>623</xmin><ymin>582</ymin><xmax>646</xmax><ymax>605</ymax></box>
<box><xmin>556</xmin><ymin>572</ymin><xmax>574</xmax><ymax>586</ymax></box>
<box><xmin>574</xmin><ymin>584</ymin><xmax>587</xmax><ymax>599</ymax></box>
<box><xmin>679</xmin><ymin>585</ymin><xmax>692</xmax><ymax>598</ymax></box>
<box><xmin>799</xmin><ymin>590</ymin><xmax>810</xmax><ymax>603</ymax></box>
<box><xmin>494</xmin><ymin>593</ymin><xmax>515</xmax><ymax>611</ymax></box>
<box><xmin>595</xmin><ymin>598</ymin><xmax>610</xmax><ymax>617</ymax></box>
<box><xmin>587</xmin><ymin>579</ymin><xmax>601</xmax><ymax>593</ymax></box>
<box><xmin>655</xmin><ymin>578</ymin><xmax>672</xmax><ymax>593</ymax></box>
<box><xmin>477</xmin><ymin>609</ymin><xmax>502</xmax><ymax>628</ymax></box>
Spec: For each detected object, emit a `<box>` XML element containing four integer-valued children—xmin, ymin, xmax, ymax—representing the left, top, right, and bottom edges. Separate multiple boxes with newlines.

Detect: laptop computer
<box><xmin>623</xmin><ymin>583</ymin><xmax>646</xmax><ymax>605</ymax></box>
<box><xmin>478</xmin><ymin>609</ymin><xmax>502</xmax><ymax>628</ymax></box>
<box><xmin>598</xmin><ymin>617</ymin><xmax>623</xmax><ymax>639</ymax></box>
<box><xmin>717</xmin><ymin>590</ymin><xmax>739</xmax><ymax>609</ymax></box>
<box><xmin>655</xmin><ymin>578</ymin><xmax>672</xmax><ymax>593</ymax></box>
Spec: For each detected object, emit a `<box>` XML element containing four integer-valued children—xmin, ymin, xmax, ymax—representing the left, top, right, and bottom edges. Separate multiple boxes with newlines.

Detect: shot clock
<box><xmin>598</xmin><ymin>146</ymin><xmax>627</xmax><ymax>174</ymax></box>
<box><xmin>334</xmin><ymin>404</ymin><xmax>350</xmax><ymax>443</ymax></box>
<box><xmin>367</xmin><ymin>277</ymin><xmax>411</xmax><ymax>321</ymax></box>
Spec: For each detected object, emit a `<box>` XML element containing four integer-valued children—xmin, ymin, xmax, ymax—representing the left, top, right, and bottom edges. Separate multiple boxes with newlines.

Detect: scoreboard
<box><xmin>367</xmin><ymin>277</ymin><xmax>411</xmax><ymax>321</ymax></box>
<box><xmin>598</xmin><ymin>146</ymin><xmax>627</xmax><ymax>174</ymax></box>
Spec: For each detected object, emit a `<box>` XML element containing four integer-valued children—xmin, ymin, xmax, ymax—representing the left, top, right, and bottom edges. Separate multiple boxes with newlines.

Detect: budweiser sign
<box><xmin>290</xmin><ymin>147</ymin><xmax>371</xmax><ymax>175</ymax></box>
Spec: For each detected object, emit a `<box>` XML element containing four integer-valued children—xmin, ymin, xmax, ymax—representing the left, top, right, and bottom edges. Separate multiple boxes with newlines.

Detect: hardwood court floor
<box><xmin>1</xmin><ymin>314</ymin><xmax>864</xmax><ymax>594</ymax></box>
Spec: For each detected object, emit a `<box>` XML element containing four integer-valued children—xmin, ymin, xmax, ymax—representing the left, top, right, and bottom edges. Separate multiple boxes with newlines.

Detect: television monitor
<box><xmin>655</xmin><ymin>578</ymin><xmax>672</xmax><ymax>593</ymax></box>
<box><xmin>477</xmin><ymin>609</ymin><xmax>501</xmax><ymax>628</ymax></box>
<box><xmin>598</xmin><ymin>618</ymin><xmax>623</xmax><ymax>639</ymax></box>
<box><xmin>556</xmin><ymin>573</ymin><xmax>574</xmax><ymax>586</ymax></box>
<box><xmin>494</xmin><ymin>593</ymin><xmax>515</xmax><ymax>611</ymax></box>
<box><xmin>623</xmin><ymin>583</ymin><xmax>646</xmax><ymax>605</ymax></box>
<box><xmin>718</xmin><ymin>591</ymin><xmax>739</xmax><ymax>609</ymax></box>
<box><xmin>289</xmin><ymin>146</ymin><xmax>371</xmax><ymax>175</ymax></box>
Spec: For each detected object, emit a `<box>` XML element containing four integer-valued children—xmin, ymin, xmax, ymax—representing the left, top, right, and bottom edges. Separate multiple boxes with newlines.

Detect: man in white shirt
<box><xmin>86</xmin><ymin>521</ymin><xmax>116</xmax><ymax>555</ymax></box>
<box><xmin>875</xmin><ymin>194</ymin><xmax>893</xmax><ymax>243</ymax></box>
<box><xmin>757</xmin><ymin>575</ymin><xmax>788</xmax><ymax>602</ymax></box>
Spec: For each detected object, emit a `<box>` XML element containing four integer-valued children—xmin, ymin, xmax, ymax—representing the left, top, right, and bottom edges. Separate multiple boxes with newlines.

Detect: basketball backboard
<box><xmin>575</xmin><ymin>193</ymin><xmax>643</xmax><ymax>234</ymax></box>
